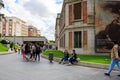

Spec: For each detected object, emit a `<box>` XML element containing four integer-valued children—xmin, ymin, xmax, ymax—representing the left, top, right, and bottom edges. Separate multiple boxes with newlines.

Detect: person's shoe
<box><xmin>63</xmin><ymin>62</ymin><xmax>65</xmax><ymax>64</ymax></box>
<box><xmin>117</xmin><ymin>74</ymin><xmax>120</xmax><ymax>77</ymax></box>
<box><xmin>68</xmin><ymin>63</ymin><xmax>71</xmax><ymax>66</ymax></box>
<box><xmin>104</xmin><ymin>73</ymin><xmax>110</xmax><ymax>76</ymax></box>
<box><xmin>59</xmin><ymin>62</ymin><xmax>61</xmax><ymax>64</ymax></box>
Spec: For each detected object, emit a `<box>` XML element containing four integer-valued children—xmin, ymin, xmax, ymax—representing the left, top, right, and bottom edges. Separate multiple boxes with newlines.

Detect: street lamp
<box><xmin>13</xmin><ymin>34</ymin><xmax>16</xmax><ymax>52</ymax></box>
<box><xmin>14</xmin><ymin>35</ymin><xmax>15</xmax><ymax>43</ymax></box>
<box><xmin>22</xmin><ymin>36</ymin><xmax>24</xmax><ymax>44</ymax></box>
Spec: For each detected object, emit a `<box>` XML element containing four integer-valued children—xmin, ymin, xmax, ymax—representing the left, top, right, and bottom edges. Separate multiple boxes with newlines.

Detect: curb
<box><xmin>41</xmin><ymin>54</ymin><xmax>118</xmax><ymax>70</ymax></box>
<box><xmin>0</xmin><ymin>51</ymin><xmax>15</xmax><ymax>55</ymax></box>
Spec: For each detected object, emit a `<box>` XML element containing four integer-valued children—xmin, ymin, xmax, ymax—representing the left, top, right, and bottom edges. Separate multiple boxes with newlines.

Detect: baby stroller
<box><xmin>49</xmin><ymin>52</ymin><xmax>53</xmax><ymax>63</ymax></box>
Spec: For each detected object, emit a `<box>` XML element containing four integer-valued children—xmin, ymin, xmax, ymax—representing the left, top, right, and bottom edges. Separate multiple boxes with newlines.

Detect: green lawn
<box><xmin>43</xmin><ymin>50</ymin><xmax>64</xmax><ymax>58</ymax></box>
<box><xmin>0</xmin><ymin>38</ymin><xmax>18</xmax><ymax>52</ymax></box>
<box><xmin>43</xmin><ymin>50</ymin><xmax>111</xmax><ymax>64</ymax></box>
<box><xmin>0</xmin><ymin>43</ymin><xmax>9</xmax><ymax>52</ymax></box>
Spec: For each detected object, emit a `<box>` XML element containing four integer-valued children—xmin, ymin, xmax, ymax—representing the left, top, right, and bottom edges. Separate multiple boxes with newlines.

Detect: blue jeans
<box><xmin>69</xmin><ymin>58</ymin><xmax>76</xmax><ymax>64</ymax></box>
<box><xmin>61</xmin><ymin>57</ymin><xmax>68</xmax><ymax>61</ymax></box>
<box><xmin>107</xmin><ymin>59</ymin><xmax>120</xmax><ymax>74</ymax></box>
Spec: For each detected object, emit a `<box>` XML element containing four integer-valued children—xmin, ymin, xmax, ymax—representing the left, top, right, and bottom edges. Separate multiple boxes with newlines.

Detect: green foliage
<box><xmin>43</xmin><ymin>50</ymin><xmax>64</xmax><ymax>58</ymax></box>
<box><xmin>0</xmin><ymin>38</ymin><xmax>2</xmax><ymax>41</ymax></box>
<box><xmin>43</xmin><ymin>50</ymin><xmax>111</xmax><ymax>64</ymax></box>
<box><xmin>0</xmin><ymin>40</ymin><xmax>8</xmax><ymax>44</ymax></box>
<box><xmin>9</xmin><ymin>42</ymin><xmax>18</xmax><ymax>49</ymax></box>
<box><xmin>10</xmin><ymin>42</ymin><xmax>14</xmax><ymax>48</ymax></box>
<box><xmin>0</xmin><ymin>33</ymin><xmax>1</xmax><ymax>37</ymax></box>
<box><xmin>0</xmin><ymin>43</ymin><xmax>9</xmax><ymax>52</ymax></box>
<box><xmin>39</xmin><ymin>41</ymin><xmax>44</xmax><ymax>47</ymax></box>
<box><xmin>49</xmin><ymin>40</ymin><xmax>55</xmax><ymax>43</ymax></box>
<box><xmin>77</xmin><ymin>54</ymin><xmax>111</xmax><ymax>64</ymax></box>
<box><xmin>14</xmin><ymin>44</ymin><xmax>18</xmax><ymax>49</ymax></box>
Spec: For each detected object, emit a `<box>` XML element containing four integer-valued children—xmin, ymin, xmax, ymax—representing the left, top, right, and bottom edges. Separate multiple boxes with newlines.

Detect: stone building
<box><xmin>0</xmin><ymin>16</ymin><xmax>41</xmax><ymax>37</ymax></box>
<box><xmin>55</xmin><ymin>0</ymin><xmax>95</xmax><ymax>54</ymax></box>
<box><xmin>0</xmin><ymin>16</ymin><xmax>28</xmax><ymax>36</ymax></box>
<box><xmin>28</xmin><ymin>25</ymin><xmax>38</xmax><ymax>37</ymax></box>
<box><xmin>55</xmin><ymin>0</ymin><xmax>120</xmax><ymax>54</ymax></box>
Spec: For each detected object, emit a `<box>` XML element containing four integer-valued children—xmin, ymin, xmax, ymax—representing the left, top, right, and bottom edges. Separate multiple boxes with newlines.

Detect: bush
<box><xmin>0</xmin><ymin>40</ymin><xmax>8</xmax><ymax>44</ymax></box>
<box><xmin>10</xmin><ymin>42</ymin><xmax>14</xmax><ymax>48</ymax></box>
<box><xmin>0</xmin><ymin>43</ymin><xmax>9</xmax><ymax>52</ymax></box>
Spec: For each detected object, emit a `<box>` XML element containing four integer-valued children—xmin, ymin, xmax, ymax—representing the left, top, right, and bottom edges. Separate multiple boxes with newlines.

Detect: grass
<box><xmin>43</xmin><ymin>50</ymin><xmax>111</xmax><ymax>64</ymax></box>
<box><xmin>43</xmin><ymin>50</ymin><xmax>64</xmax><ymax>58</ymax></box>
<box><xmin>0</xmin><ymin>43</ymin><xmax>9</xmax><ymax>52</ymax></box>
<box><xmin>0</xmin><ymin>38</ymin><xmax>9</xmax><ymax>52</ymax></box>
<box><xmin>77</xmin><ymin>54</ymin><xmax>111</xmax><ymax>64</ymax></box>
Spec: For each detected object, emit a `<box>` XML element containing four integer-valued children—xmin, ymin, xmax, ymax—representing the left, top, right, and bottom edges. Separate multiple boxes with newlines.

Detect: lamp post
<box><xmin>14</xmin><ymin>35</ymin><xmax>15</xmax><ymax>44</ymax></box>
<box><xmin>13</xmin><ymin>34</ymin><xmax>16</xmax><ymax>52</ymax></box>
<box><xmin>22</xmin><ymin>36</ymin><xmax>24</xmax><ymax>44</ymax></box>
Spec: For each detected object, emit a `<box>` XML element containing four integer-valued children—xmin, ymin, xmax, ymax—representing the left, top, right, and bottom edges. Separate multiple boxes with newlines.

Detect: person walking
<box><xmin>21</xmin><ymin>44</ymin><xmax>26</xmax><ymax>59</ymax></box>
<box><xmin>30</xmin><ymin>43</ymin><xmax>36</xmax><ymax>61</ymax></box>
<box><xmin>35</xmin><ymin>44</ymin><xmax>41</xmax><ymax>61</ymax></box>
<box><xmin>104</xmin><ymin>41</ymin><xmax>120</xmax><ymax>76</ymax></box>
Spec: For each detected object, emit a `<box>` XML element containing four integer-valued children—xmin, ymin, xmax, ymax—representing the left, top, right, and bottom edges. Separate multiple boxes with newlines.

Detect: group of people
<box><xmin>17</xmin><ymin>41</ymin><xmax>120</xmax><ymax>77</ymax></box>
<box><xmin>20</xmin><ymin>43</ymin><xmax>42</xmax><ymax>61</ymax></box>
<box><xmin>59</xmin><ymin>49</ymin><xmax>79</xmax><ymax>64</ymax></box>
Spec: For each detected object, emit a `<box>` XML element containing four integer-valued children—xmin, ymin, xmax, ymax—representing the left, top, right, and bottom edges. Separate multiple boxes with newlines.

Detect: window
<box><xmin>9</xmin><ymin>19</ymin><xmax>12</xmax><ymax>21</ymax></box>
<box><xmin>74</xmin><ymin>31</ymin><xmax>82</xmax><ymax>48</ymax></box>
<box><xmin>74</xmin><ymin>2</ymin><xmax>81</xmax><ymax>20</ymax></box>
<box><xmin>3</xmin><ymin>34</ymin><xmax>5</xmax><ymax>36</ymax></box>
<box><xmin>59</xmin><ymin>36</ymin><xmax>65</xmax><ymax>48</ymax></box>
<box><xmin>49</xmin><ymin>45</ymin><xmax>52</xmax><ymax>49</ymax></box>
<box><xmin>69</xmin><ymin>5</ymin><xmax>73</xmax><ymax>25</ymax></box>
<box><xmin>69</xmin><ymin>32</ymin><xmax>73</xmax><ymax>50</ymax></box>
<box><xmin>30</xmin><ymin>29</ymin><xmax>33</xmax><ymax>32</ymax></box>
<box><xmin>9</xmin><ymin>22</ymin><xmax>12</xmax><ymax>26</ymax></box>
<box><xmin>9</xmin><ymin>29</ymin><xmax>11</xmax><ymax>32</ymax></box>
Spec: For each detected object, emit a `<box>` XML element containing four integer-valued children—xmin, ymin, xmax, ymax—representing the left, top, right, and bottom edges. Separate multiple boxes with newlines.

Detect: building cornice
<box><xmin>59</xmin><ymin>24</ymin><xmax>95</xmax><ymax>37</ymax></box>
<box><xmin>64</xmin><ymin>0</ymin><xmax>83</xmax><ymax>3</ymax></box>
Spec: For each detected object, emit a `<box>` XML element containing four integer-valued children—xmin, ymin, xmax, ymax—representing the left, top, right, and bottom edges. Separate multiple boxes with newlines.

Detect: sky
<box><xmin>1</xmin><ymin>0</ymin><xmax>63</xmax><ymax>40</ymax></box>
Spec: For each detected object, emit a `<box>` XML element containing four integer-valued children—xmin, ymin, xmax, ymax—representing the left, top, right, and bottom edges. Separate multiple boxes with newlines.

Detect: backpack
<box><xmin>36</xmin><ymin>46</ymin><xmax>41</xmax><ymax>52</ymax></box>
<box><xmin>27</xmin><ymin>46</ymin><xmax>31</xmax><ymax>52</ymax></box>
<box><xmin>118</xmin><ymin>46</ymin><xmax>120</xmax><ymax>57</ymax></box>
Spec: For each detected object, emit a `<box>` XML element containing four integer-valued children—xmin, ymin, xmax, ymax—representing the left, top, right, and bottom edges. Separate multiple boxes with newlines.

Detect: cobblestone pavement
<box><xmin>0</xmin><ymin>54</ymin><xmax>120</xmax><ymax>80</ymax></box>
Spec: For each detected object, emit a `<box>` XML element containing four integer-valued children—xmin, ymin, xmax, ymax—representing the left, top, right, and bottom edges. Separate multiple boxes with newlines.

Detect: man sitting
<box><xmin>69</xmin><ymin>50</ymin><xmax>78</xmax><ymax>64</ymax></box>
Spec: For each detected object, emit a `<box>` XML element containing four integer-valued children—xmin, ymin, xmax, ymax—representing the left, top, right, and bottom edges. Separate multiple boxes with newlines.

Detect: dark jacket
<box><xmin>64</xmin><ymin>52</ymin><xmax>69</xmax><ymax>58</ymax></box>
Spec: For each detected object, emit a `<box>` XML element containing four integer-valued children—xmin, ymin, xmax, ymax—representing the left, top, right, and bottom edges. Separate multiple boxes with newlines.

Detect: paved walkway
<box><xmin>0</xmin><ymin>54</ymin><xmax>120</xmax><ymax>80</ymax></box>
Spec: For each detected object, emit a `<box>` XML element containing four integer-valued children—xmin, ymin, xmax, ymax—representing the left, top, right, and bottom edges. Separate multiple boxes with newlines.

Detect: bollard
<box><xmin>49</xmin><ymin>52</ymin><xmax>53</xmax><ymax>63</ymax></box>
